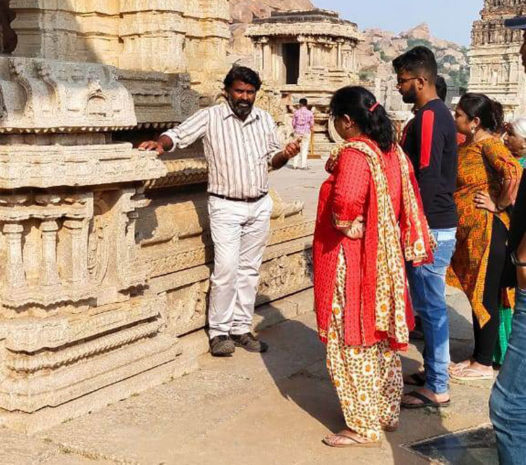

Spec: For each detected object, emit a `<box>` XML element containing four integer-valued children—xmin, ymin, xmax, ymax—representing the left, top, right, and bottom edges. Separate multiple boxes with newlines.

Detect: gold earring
<box><xmin>471</xmin><ymin>126</ymin><xmax>476</xmax><ymax>135</ymax></box>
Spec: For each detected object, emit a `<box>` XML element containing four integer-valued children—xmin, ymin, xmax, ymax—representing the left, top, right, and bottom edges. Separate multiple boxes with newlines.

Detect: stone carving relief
<box><xmin>162</xmin><ymin>247</ymin><xmax>312</xmax><ymax>338</ymax></box>
<box><xmin>166</xmin><ymin>281</ymin><xmax>209</xmax><ymax>336</ymax></box>
<box><xmin>257</xmin><ymin>250</ymin><xmax>313</xmax><ymax>303</ymax></box>
<box><xmin>469</xmin><ymin>1</ymin><xmax>526</xmax><ymax>118</ymax></box>
<box><xmin>0</xmin><ymin>1</ymin><xmax>315</xmax><ymax>433</ymax></box>
<box><xmin>0</xmin><ymin>57</ymin><xmax>136</xmax><ymax>130</ymax></box>
<box><xmin>87</xmin><ymin>197</ymin><xmax>111</xmax><ymax>285</ymax></box>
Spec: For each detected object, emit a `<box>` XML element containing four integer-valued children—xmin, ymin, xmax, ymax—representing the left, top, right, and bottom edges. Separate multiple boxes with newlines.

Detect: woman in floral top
<box><xmin>448</xmin><ymin>94</ymin><xmax>522</xmax><ymax>380</ymax></box>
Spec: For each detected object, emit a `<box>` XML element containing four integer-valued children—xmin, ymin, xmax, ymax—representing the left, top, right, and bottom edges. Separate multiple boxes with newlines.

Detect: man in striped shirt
<box><xmin>139</xmin><ymin>66</ymin><xmax>300</xmax><ymax>356</ymax></box>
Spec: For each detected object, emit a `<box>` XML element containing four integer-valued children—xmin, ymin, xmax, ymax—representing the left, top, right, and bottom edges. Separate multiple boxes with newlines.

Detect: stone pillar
<box><xmin>261</xmin><ymin>37</ymin><xmax>272</xmax><ymax>80</ymax></box>
<box><xmin>298</xmin><ymin>36</ymin><xmax>308</xmax><ymax>77</ymax></box>
<box><xmin>4</xmin><ymin>222</ymin><xmax>25</xmax><ymax>288</ymax></box>
<box><xmin>336</xmin><ymin>40</ymin><xmax>343</xmax><ymax>68</ymax></box>
<box><xmin>40</xmin><ymin>219</ymin><xmax>60</xmax><ymax>286</ymax></box>
<box><xmin>62</xmin><ymin>218</ymin><xmax>88</xmax><ymax>283</ymax></box>
<box><xmin>254</xmin><ymin>40</ymin><xmax>264</xmax><ymax>72</ymax></box>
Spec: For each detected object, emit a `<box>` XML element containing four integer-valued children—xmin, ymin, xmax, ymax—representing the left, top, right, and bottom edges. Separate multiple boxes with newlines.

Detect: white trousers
<box><xmin>292</xmin><ymin>132</ymin><xmax>310</xmax><ymax>169</ymax></box>
<box><xmin>207</xmin><ymin>194</ymin><xmax>273</xmax><ymax>339</ymax></box>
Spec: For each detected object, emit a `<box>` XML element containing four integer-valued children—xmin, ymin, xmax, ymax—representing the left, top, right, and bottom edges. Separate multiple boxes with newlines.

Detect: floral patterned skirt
<box><xmin>326</xmin><ymin>249</ymin><xmax>403</xmax><ymax>440</ymax></box>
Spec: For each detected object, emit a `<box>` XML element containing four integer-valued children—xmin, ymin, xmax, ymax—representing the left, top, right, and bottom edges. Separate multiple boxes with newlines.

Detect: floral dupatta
<box><xmin>328</xmin><ymin>140</ymin><xmax>434</xmax><ymax>345</ymax></box>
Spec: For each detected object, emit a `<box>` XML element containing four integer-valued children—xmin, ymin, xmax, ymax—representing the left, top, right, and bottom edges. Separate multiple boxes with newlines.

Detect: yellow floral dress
<box><xmin>448</xmin><ymin>137</ymin><xmax>521</xmax><ymax>327</ymax></box>
<box><xmin>326</xmin><ymin>249</ymin><xmax>403</xmax><ymax>441</ymax></box>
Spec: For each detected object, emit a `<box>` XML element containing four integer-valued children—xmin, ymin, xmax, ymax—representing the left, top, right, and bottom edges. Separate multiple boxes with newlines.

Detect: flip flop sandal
<box><xmin>322</xmin><ymin>431</ymin><xmax>381</xmax><ymax>448</ymax></box>
<box><xmin>401</xmin><ymin>391</ymin><xmax>451</xmax><ymax>409</ymax></box>
<box><xmin>404</xmin><ymin>372</ymin><xmax>426</xmax><ymax>386</ymax></box>
<box><xmin>449</xmin><ymin>360</ymin><xmax>471</xmax><ymax>374</ymax></box>
<box><xmin>450</xmin><ymin>367</ymin><xmax>493</xmax><ymax>381</ymax></box>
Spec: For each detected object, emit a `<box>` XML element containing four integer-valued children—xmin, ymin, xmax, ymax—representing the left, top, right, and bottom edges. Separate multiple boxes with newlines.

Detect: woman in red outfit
<box><xmin>314</xmin><ymin>86</ymin><xmax>434</xmax><ymax>448</ymax></box>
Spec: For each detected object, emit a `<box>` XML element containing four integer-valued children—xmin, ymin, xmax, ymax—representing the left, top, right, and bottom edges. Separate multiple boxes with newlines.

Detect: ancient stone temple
<box><xmin>469</xmin><ymin>0</ymin><xmax>526</xmax><ymax>118</ymax></box>
<box><xmin>0</xmin><ymin>1</ymin><xmax>313</xmax><ymax>432</ymax></box>
<box><xmin>246</xmin><ymin>9</ymin><xmax>362</xmax><ymax>155</ymax></box>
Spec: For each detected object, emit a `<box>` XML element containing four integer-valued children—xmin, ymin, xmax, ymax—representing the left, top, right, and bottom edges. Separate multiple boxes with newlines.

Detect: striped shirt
<box><xmin>161</xmin><ymin>103</ymin><xmax>281</xmax><ymax>199</ymax></box>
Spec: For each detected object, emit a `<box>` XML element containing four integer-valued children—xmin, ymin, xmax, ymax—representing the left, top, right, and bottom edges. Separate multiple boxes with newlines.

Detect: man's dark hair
<box><xmin>299</xmin><ymin>98</ymin><xmax>308</xmax><ymax>106</ymax></box>
<box><xmin>223</xmin><ymin>66</ymin><xmax>262</xmax><ymax>91</ymax></box>
<box><xmin>392</xmin><ymin>46</ymin><xmax>438</xmax><ymax>84</ymax></box>
<box><xmin>436</xmin><ymin>75</ymin><xmax>447</xmax><ymax>102</ymax></box>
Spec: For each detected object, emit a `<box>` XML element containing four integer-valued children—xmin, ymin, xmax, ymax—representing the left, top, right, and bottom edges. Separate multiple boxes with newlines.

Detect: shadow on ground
<box><xmin>254</xmin><ymin>292</ymin><xmax>493</xmax><ymax>465</ymax></box>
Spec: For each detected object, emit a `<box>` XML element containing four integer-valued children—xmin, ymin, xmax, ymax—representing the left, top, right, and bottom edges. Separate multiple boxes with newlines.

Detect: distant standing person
<box><xmin>139</xmin><ymin>66</ymin><xmax>300</xmax><ymax>357</ymax></box>
<box><xmin>393</xmin><ymin>46</ymin><xmax>458</xmax><ymax>409</ymax></box>
<box><xmin>291</xmin><ymin>98</ymin><xmax>314</xmax><ymax>169</ymax></box>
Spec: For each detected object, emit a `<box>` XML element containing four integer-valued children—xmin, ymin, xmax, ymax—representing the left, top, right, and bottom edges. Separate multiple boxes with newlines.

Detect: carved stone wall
<box><xmin>469</xmin><ymin>0</ymin><xmax>526</xmax><ymax>118</ymax></box>
<box><xmin>0</xmin><ymin>1</ymin><xmax>314</xmax><ymax>433</ymax></box>
<box><xmin>9</xmin><ymin>0</ymin><xmax>230</xmax><ymax>97</ymax></box>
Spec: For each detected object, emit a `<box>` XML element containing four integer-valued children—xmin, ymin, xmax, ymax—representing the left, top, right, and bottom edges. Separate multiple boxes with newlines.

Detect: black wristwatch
<box><xmin>511</xmin><ymin>251</ymin><xmax>526</xmax><ymax>267</ymax></box>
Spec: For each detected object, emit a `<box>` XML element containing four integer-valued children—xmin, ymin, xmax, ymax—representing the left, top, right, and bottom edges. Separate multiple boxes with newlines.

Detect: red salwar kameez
<box><xmin>313</xmin><ymin>136</ymin><xmax>432</xmax><ymax>440</ymax></box>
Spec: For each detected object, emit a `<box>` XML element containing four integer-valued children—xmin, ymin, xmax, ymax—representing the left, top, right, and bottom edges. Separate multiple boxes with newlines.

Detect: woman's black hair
<box><xmin>458</xmin><ymin>92</ymin><xmax>504</xmax><ymax>133</ymax></box>
<box><xmin>223</xmin><ymin>66</ymin><xmax>262</xmax><ymax>91</ymax></box>
<box><xmin>329</xmin><ymin>86</ymin><xmax>395</xmax><ymax>152</ymax></box>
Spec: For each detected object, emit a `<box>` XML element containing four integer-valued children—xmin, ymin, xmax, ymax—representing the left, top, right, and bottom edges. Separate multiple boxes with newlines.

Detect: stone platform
<box><xmin>0</xmin><ymin>159</ymin><xmax>496</xmax><ymax>465</ymax></box>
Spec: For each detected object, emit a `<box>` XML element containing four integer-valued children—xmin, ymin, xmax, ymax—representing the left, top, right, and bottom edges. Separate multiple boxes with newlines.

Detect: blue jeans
<box><xmin>490</xmin><ymin>287</ymin><xmax>526</xmax><ymax>465</ymax></box>
<box><xmin>406</xmin><ymin>228</ymin><xmax>457</xmax><ymax>394</ymax></box>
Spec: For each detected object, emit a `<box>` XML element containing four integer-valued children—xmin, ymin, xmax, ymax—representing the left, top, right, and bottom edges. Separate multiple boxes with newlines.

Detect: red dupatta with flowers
<box><xmin>314</xmin><ymin>138</ymin><xmax>434</xmax><ymax>349</ymax></box>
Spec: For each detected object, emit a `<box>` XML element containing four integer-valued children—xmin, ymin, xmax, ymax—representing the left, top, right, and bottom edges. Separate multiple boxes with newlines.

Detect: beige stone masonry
<box><xmin>0</xmin><ymin>1</ymin><xmax>314</xmax><ymax>433</ymax></box>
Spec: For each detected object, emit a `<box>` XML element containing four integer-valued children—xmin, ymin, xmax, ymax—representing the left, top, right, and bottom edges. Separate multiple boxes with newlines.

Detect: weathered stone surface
<box><xmin>469</xmin><ymin>0</ymin><xmax>526</xmax><ymax>118</ymax></box>
<box><xmin>246</xmin><ymin>9</ymin><xmax>361</xmax><ymax>157</ymax></box>
<box><xmin>0</xmin><ymin>0</ymin><xmax>316</xmax><ymax>433</ymax></box>
<box><xmin>0</xmin><ymin>56</ymin><xmax>136</xmax><ymax>131</ymax></box>
<box><xmin>9</xmin><ymin>0</ymin><xmax>230</xmax><ymax>99</ymax></box>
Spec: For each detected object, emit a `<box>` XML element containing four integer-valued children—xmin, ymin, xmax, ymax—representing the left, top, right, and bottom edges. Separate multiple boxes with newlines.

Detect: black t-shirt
<box><xmin>401</xmin><ymin>99</ymin><xmax>458</xmax><ymax>229</ymax></box>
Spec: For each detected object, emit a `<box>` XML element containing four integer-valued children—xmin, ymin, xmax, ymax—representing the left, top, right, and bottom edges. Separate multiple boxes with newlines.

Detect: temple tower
<box><xmin>468</xmin><ymin>0</ymin><xmax>526</xmax><ymax>118</ymax></box>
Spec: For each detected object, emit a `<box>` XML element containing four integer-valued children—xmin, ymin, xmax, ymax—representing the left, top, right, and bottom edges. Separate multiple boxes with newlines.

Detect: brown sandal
<box><xmin>382</xmin><ymin>423</ymin><xmax>398</xmax><ymax>432</ymax></box>
<box><xmin>322</xmin><ymin>430</ymin><xmax>381</xmax><ymax>448</ymax></box>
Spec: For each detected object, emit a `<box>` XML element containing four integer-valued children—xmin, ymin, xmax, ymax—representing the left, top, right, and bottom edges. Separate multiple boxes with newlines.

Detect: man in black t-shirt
<box><xmin>490</xmin><ymin>17</ymin><xmax>526</xmax><ymax>465</ymax></box>
<box><xmin>393</xmin><ymin>47</ymin><xmax>458</xmax><ymax>409</ymax></box>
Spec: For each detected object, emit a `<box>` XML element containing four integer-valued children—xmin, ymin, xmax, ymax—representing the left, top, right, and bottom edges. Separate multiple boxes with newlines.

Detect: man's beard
<box><xmin>401</xmin><ymin>87</ymin><xmax>417</xmax><ymax>104</ymax></box>
<box><xmin>228</xmin><ymin>95</ymin><xmax>253</xmax><ymax>119</ymax></box>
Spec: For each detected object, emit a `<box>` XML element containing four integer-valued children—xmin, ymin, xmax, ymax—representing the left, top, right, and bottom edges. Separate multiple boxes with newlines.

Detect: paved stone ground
<box><xmin>0</xmin><ymin>159</ymin><xmax>498</xmax><ymax>465</ymax></box>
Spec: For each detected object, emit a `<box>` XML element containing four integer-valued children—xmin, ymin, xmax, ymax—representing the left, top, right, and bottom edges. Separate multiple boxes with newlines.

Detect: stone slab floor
<box><xmin>0</xmin><ymin>160</ymin><xmax>498</xmax><ymax>464</ymax></box>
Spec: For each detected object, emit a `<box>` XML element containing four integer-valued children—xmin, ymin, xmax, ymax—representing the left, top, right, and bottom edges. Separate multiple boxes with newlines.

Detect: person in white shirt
<box><xmin>139</xmin><ymin>66</ymin><xmax>300</xmax><ymax>356</ymax></box>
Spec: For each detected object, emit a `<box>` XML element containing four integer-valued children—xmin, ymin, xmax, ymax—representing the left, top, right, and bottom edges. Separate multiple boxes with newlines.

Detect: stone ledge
<box><xmin>0</xmin><ymin>145</ymin><xmax>166</xmax><ymax>189</ymax></box>
<box><xmin>0</xmin><ymin>287</ymin><xmax>313</xmax><ymax>434</ymax></box>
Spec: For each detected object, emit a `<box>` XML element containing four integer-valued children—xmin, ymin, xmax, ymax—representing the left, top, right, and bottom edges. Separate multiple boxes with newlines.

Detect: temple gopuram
<box><xmin>246</xmin><ymin>9</ymin><xmax>362</xmax><ymax>154</ymax></box>
<box><xmin>469</xmin><ymin>0</ymin><xmax>526</xmax><ymax>117</ymax></box>
<box><xmin>0</xmin><ymin>1</ymin><xmax>313</xmax><ymax>432</ymax></box>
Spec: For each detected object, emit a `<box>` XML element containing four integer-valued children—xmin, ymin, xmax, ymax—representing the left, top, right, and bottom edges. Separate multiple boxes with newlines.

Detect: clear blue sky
<box><xmin>316</xmin><ymin>0</ymin><xmax>483</xmax><ymax>46</ymax></box>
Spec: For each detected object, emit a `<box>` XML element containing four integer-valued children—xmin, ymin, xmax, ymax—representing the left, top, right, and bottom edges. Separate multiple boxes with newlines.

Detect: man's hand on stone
<box><xmin>138</xmin><ymin>140</ymin><xmax>164</xmax><ymax>155</ymax></box>
<box><xmin>284</xmin><ymin>138</ymin><xmax>301</xmax><ymax>159</ymax></box>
